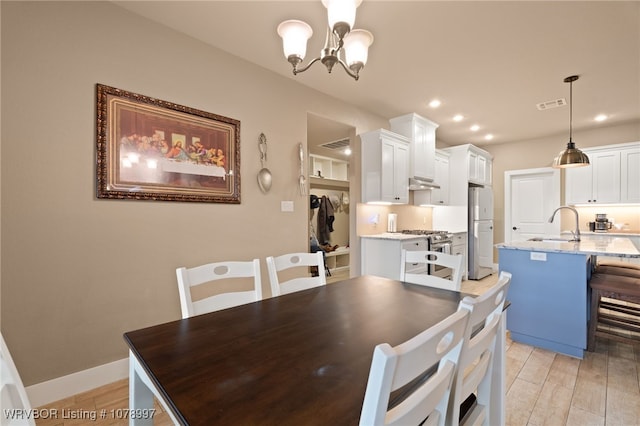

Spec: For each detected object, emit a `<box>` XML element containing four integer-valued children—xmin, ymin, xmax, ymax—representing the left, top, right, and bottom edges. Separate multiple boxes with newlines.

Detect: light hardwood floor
<box><xmin>35</xmin><ymin>274</ymin><xmax>640</xmax><ymax>425</ymax></box>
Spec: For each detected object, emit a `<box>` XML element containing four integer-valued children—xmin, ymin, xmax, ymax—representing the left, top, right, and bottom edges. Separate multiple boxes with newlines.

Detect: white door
<box><xmin>505</xmin><ymin>168</ymin><xmax>560</xmax><ymax>243</ymax></box>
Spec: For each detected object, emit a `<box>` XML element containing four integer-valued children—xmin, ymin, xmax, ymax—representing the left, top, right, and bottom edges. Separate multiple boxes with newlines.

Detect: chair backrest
<box><xmin>400</xmin><ymin>250</ymin><xmax>464</xmax><ymax>291</ymax></box>
<box><xmin>1</xmin><ymin>333</ymin><xmax>35</xmax><ymax>426</ymax></box>
<box><xmin>176</xmin><ymin>259</ymin><xmax>262</xmax><ymax>319</ymax></box>
<box><xmin>266</xmin><ymin>251</ymin><xmax>326</xmax><ymax>297</ymax></box>
<box><xmin>449</xmin><ymin>271</ymin><xmax>512</xmax><ymax>426</ymax></box>
<box><xmin>360</xmin><ymin>309</ymin><xmax>470</xmax><ymax>426</ymax></box>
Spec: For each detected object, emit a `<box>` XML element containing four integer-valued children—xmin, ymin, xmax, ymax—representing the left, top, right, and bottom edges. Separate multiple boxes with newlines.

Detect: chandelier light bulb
<box><xmin>344</xmin><ymin>29</ymin><xmax>374</xmax><ymax>67</ymax></box>
<box><xmin>322</xmin><ymin>0</ymin><xmax>362</xmax><ymax>34</ymax></box>
<box><xmin>277</xmin><ymin>20</ymin><xmax>313</xmax><ymax>60</ymax></box>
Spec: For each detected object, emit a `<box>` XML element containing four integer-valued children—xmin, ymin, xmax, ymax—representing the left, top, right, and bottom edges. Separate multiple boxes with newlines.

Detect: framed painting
<box><xmin>96</xmin><ymin>84</ymin><xmax>240</xmax><ymax>203</ymax></box>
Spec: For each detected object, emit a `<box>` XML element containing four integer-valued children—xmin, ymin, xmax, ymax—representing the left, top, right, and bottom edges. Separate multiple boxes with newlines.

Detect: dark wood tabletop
<box><xmin>124</xmin><ymin>275</ymin><xmax>468</xmax><ymax>425</ymax></box>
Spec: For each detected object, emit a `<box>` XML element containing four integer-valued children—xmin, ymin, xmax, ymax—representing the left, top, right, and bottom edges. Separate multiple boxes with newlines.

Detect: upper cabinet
<box><xmin>413</xmin><ymin>149</ymin><xmax>450</xmax><ymax>206</ymax></box>
<box><xmin>441</xmin><ymin>144</ymin><xmax>493</xmax><ymax>205</ymax></box>
<box><xmin>432</xmin><ymin>150</ymin><xmax>450</xmax><ymax>205</ymax></box>
<box><xmin>389</xmin><ymin>113</ymin><xmax>439</xmax><ymax>181</ymax></box>
<box><xmin>565</xmin><ymin>142</ymin><xmax>639</xmax><ymax>205</ymax></box>
<box><xmin>467</xmin><ymin>145</ymin><xmax>493</xmax><ymax>186</ymax></box>
<box><xmin>621</xmin><ymin>145</ymin><xmax>640</xmax><ymax>203</ymax></box>
<box><xmin>361</xmin><ymin>129</ymin><xmax>410</xmax><ymax>204</ymax></box>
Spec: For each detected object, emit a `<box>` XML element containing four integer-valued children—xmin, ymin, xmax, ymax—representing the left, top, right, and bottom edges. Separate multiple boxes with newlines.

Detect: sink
<box><xmin>528</xmin><ymin>237</ymin><xmax>575</xmax><ymax>243</ymax></box>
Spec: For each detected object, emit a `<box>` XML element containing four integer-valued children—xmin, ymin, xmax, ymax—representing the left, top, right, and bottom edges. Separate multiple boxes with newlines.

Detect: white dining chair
<box><xmin>400</xmin><ymin>250</ymin><xmax>464</xmax><ymax>291</ymax></box>
<box><xmin>176</xmin><ymin>258</ymin><xmax>262</xmax><ymax>319</ymax></box>
<box><xmin>448</xmin><ymin>271</ymin><xmax>512</xmax><ymax>426</ymax></box>
<box><xmin>266</xmin><ymin>251</ymin><xmax>326</xmax><ymax>297</ymax></box>
<box><xmin>1</xmin><ymin>333</ymin><xmax>35</xmax><ymax>426</ymax></box>
<box><xmin>359</xmin><ymin>309</ymin><xmax>470</xmax><ymax>426</ymax></box>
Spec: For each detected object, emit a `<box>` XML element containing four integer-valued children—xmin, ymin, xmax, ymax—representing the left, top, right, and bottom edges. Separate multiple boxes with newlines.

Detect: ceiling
<box><xmin>113</xmin><ymin>1</ymin><xmax>639</xmax><ymax>157</ymax></box>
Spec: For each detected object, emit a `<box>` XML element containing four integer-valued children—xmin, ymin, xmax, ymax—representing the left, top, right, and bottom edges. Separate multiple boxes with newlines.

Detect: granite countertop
<box><xmin>360</xmin><ymin>233</ymin><xmax>427</xmax><ymax>241</ymax></box>
<box><xmin>497</xmin><ymin>235</ymin><xmax>640</xmax><ymax>258</ymax></box>
<box><xmin>564</xmin><ymin>230</ymin><xmax>640</xmax><ymax>237</ymax></box>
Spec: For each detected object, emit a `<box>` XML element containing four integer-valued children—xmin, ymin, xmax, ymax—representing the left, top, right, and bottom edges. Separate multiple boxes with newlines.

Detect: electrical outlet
<box><xmin>530</xmin><ymin>252</ymin><xmax>547</xmax><ymax>261</ymax></box>
<box><xmin>281</xmin><ymin>201</ymin><xmax>294</xmax><ymax>212</ymax></box>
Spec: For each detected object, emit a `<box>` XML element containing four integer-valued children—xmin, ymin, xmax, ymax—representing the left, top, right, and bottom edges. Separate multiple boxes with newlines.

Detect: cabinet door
<box><xmin>592</xmin><ymin>150</ymin><xmax>620</xmax><ymax>203</ymax></box>
<box><xmin>468</xmin><ymin>150</ymin><xmax>478</xmax><ymax>182</ymax></box>
<box><xmin>413</xmin><ymin>119</ymin><xmax>436</xmax><ymax>181</ymax></box>
<box><xmin>394</xmin><ymin>142</ymin><xmax>410</xmax><ymax>204</ymax></box>
<box><xmin>432</xmin><ymin>153</ymin><xmax>449</xmax><ymax>205</ymax></box>
<box><xmin>477</xmin><ymin>155</ymin><xmax>487</xmax><ymax>184</ymax></box>
<box><xmin>565</xmin><ymin>163</ymin><xmax>593</xmax><ymax>204</ymax></box>
<box><xmin>380</xmin><ymin>139</ymin><xmax>396</xmax><ymax>202</ymax></box>
<box><xmin>621</xmin><ymin>147</ymin><xmax>640</xmax><ymax>203</ymax></box>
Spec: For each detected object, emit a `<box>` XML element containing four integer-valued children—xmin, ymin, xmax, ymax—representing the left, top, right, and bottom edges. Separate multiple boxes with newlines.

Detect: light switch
<box><xmin>281</xmin><ymin>201</ymin><xmax>294</xmax><ymax>212</ymax></box>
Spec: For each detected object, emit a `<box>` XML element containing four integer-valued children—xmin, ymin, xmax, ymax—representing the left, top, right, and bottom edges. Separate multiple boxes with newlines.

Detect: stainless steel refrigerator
<box><xmin>468</xmin><ymin>186</ymin><xmax>494</xmax><ymax>280</ymax></box>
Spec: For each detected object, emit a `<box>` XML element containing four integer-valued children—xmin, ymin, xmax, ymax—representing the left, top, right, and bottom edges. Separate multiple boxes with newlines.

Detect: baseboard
<box><xmin>26</xmin><ymin>357</ymin><xmax>128</xmax><ymax>408</ymax></box>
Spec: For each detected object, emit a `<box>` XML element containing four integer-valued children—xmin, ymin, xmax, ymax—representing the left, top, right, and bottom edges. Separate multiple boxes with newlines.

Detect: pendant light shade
<box><xmin>552</xmin><ymin>75</ymin><xmax>590</xmax><ymax>168</ymax></box>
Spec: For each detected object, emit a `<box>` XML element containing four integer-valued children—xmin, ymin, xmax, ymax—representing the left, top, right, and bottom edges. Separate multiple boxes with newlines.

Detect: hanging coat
<box><xmin>317</xmin><ymin>195</ymin><xmax>335</xmax><ymax>245</ymax></box>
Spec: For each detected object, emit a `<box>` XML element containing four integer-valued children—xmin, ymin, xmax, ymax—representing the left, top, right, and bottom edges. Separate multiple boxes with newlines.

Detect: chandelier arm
<box><xmin>335</xmin><ymin>58</ymin><xmax>359</xmax><ymax>80</ymax></box>
<box><xmin>293</xmin><ymin>57</ymin><xmax>322</xmax><ymax>75</ymax></box>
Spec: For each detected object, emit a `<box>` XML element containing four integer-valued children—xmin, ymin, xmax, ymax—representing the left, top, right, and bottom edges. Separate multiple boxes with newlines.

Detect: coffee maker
<box><xmin>589</xmin><ymin>213</ymin><xmax>612</xmax><ymax>232</ymax></box>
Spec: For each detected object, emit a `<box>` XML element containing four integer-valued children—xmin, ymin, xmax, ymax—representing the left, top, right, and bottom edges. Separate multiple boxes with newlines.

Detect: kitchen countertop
<box><xmin>497</xmin><ymin>235</ymin><xmax>640</xmax><ymax>258</ymax></box>
<box><xmin>360</xmin><ymin>232</ymin><xmax>426</xmax><ymax>241</ymax></box>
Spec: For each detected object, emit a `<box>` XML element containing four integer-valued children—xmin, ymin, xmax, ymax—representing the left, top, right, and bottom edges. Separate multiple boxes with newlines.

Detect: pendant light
<box><xmin>552</xmin><ymin>75</ymin><xmax>590</xmax><ymax>168</ymax></box>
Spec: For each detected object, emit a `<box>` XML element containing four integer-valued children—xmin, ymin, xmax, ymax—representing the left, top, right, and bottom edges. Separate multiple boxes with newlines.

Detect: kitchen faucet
<box><xmin>549</xmin><ymin>206</ymin><xmax>581</xmax><ymax>242</ymax></box>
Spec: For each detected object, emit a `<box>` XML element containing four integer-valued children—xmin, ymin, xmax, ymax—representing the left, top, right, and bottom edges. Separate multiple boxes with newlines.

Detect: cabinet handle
<box><xmin>512</xmin><ymin>227</ymin><xmax>518</xmax><ymax>230</ymax></box>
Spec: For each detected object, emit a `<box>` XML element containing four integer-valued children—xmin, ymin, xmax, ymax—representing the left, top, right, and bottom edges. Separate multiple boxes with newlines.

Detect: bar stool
<box><xmin>588</xmin><ymin>263</ymin><xmax>640</xmax><ymax>351</ymax></box>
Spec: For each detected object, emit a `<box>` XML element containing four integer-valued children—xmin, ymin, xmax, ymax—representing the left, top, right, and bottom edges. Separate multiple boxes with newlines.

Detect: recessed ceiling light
<box><xmin>470</xmin><ymin>124</ymin><xmax>480</xmax><ymax>132</ymax></box>
<box><xmin>484</xmin><ymin>134</ymin><xmax>494</xmax><ymax>141</ymax></box>
<box><xmin>594</xmin><ymin>114</ymin><xmax>608</xmax><ymax>122</ymax></box>
<box><xmin>429</xmin><ymin>99</ymin><xmax>441</xmax><ymax>108</ymax></box>
<box><xmin>453</xmin><ymin>114</ymin><xmax>464</xmax><ymax>122</ymax></box>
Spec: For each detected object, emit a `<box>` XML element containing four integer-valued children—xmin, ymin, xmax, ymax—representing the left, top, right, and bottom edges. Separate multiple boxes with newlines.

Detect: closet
<box><xmin>307</xmin><ymin>114</ymin><xmax>354</xmax><ymax>281</ymax></box>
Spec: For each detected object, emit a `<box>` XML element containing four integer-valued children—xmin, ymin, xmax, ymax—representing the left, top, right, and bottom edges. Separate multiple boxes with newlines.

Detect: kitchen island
<box><xmin>497</xmin><ymin>236</ymin><xmax>640</xmax><ymax>358</ymax></box>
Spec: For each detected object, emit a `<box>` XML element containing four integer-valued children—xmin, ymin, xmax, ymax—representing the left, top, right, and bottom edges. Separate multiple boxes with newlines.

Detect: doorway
<box><xmin>505</xmin><ymin>167</ymin><xmax>560</xmax><ymax>243</ymax></box>
<box><xmin>307</xmin><ymin>113</ymin><xmax>355</xmax><ymax>282</ymax></box>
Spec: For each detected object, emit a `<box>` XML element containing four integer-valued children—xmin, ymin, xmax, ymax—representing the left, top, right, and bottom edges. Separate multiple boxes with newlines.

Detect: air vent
<box><xmin>320</xmin><ymin>138</ymin><xmax>350</xmax><ymax>150</ymax></box>
<box><xmin>536</xmin><ymin>98</ymin><xmax>567</xmax><ymax>111</ymax></box>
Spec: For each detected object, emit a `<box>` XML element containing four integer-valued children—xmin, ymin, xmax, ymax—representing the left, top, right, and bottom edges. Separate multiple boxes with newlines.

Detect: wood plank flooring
<box><xmin>35</xmin><ymin>274</ymin><xmax>640</xmax><ymax>425</ymax></box>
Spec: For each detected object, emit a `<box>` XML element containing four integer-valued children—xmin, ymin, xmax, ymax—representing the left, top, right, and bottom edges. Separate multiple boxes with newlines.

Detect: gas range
<box><xmin>400</xmin><ymin>230</ymin><xmax>452</xmax><ymax>243</ymax></box>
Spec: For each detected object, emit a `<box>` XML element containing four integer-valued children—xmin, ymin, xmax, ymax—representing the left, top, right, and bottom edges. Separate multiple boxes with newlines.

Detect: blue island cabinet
<box><xmin>499</xmin><ymin>247</ymin><xmax>591</xmax><ymax>358</ymax></box>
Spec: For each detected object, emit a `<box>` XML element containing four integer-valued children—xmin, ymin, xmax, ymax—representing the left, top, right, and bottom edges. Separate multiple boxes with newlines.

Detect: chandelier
<box><xmin>277</xmin><ymin>0</ymin><xmax>374</xmax><ymax>81</ymax></box>
<box><xmin>552</xmin><ymin>75</ymin><xmax>590</xmax><ymax>168</ymax></box>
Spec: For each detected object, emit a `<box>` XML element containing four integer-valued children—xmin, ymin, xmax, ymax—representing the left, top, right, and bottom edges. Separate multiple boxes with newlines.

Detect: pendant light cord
<box><xmin>569</xmin><ymin>79</ymin><xmax>573</xmax><ymax>142</ymax></box>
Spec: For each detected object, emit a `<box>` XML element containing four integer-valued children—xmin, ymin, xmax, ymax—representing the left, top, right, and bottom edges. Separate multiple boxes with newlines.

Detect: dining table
<box><xmin>124</xmin><ymin>275</ymin><xmax>507</xmax><ymax>425</ymax></box>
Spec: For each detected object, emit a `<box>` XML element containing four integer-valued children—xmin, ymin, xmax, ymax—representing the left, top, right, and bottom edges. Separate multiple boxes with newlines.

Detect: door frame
<box><xmin>504</xmin><ymin>167</ymin><xmax>560</xmax><ymax>243</ymax></box>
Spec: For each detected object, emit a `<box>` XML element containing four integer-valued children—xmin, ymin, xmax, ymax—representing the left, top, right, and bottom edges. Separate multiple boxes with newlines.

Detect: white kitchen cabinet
<box><xmin>389</xmin><ymin>113</ymin><xmax>439</xmax><ymax>182</ymax></box>
<box><xmin>468</xmin><ymin>145</ymin><xmax>492</xmax><ymax>186</ymax></box>
<box><xmin>451</xmin><ymin>232</ymin><xmax>467</xmax><ymax>280</ymax></box>
<box><xmin>565</xmin><ymin>142</ymin><xmax>640</xmax><ymax>205</ymax></box>
<box><xmin>442</xmin><ymin>144</ymin><xmax>493</xmax><ymax>205</ymax></box>
<box><xmin>413</xmin><ymin>149</ymin><xmax>450</xmax><ymax>206</ymax></box>
<box><xmin>361</xmin><ymin>236</ymin><xmax>427</xmax><ymax>280</ymax></box>
<box><xmin>432</xmin><ymin>150</ymin><xmax>450</xmax><ymax>205</ymax></box>
<box><xmin>361</xmin><ymin>129</ymin><xmax>410</xmax><ymax>204</ymax></box>
<box><xmin>621</xmin><ymin>145</ymin><xmax>640</xmax><ymax>203</ymax></box>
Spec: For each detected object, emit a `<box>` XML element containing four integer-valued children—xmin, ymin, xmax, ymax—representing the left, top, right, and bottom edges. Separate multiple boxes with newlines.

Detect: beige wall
<box><xmin>0</xmin><ymin>1</ymin><xmax>388</xmax><ymax>385</ymax></box>
<box><xmin>485</xmin><ymin>121</ymin><xmax>640</xmax><ymax>259</ymax></box>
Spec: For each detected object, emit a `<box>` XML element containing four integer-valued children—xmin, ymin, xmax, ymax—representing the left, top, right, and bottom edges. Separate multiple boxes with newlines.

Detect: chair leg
<box><xmin>587</xmin><ymin>288</ymin><xmax>599</xmax><ymax>351</ymax></box>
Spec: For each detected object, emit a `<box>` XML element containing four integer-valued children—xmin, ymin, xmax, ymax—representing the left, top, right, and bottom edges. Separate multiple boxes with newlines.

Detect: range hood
<box><xmin>408</xmin><ymin>177</ymin><xmax>440</xmax><ymax>190</ymax></box>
